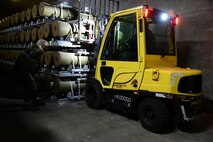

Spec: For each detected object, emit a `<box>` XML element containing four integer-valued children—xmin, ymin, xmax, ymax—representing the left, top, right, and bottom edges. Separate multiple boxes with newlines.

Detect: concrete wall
<box><xmin>120</xmin><ymin>0</ymin><xmax>213</xmax><ymax>101</ymax></box>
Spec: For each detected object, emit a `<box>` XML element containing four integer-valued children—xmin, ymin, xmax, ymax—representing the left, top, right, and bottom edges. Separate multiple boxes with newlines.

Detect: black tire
<box><xmin>138</xmin><ymin>98</ymin><xmax>171</xmax><ymax>133</ymax></box>
<box><xmin>85</xmin><ymin>79</ymin><xmax>103</xmax><ymax>109</ymax></box>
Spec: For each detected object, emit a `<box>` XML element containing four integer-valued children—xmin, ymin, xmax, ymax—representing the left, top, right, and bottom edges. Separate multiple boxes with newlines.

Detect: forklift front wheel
<box><xmin>138</xmin><ymin>98</ymin><xmax>171</xmax><ymax>133</ymax></box>
<box><xmin>85</xmin><ymin>79</ymin><xmax>103</xmax><ymax>109</ymax></box>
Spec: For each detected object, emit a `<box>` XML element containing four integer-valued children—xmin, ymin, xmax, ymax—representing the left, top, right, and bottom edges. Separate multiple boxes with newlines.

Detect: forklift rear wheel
<box><xmin>138</xmin><ymin>98</ymin><xmax>171</xmax><ymax>133</ymax></box>
<box><xmin>85</xmin><ymin>79</ymin><xmax>103</xmax><ymax>109</ymax></box>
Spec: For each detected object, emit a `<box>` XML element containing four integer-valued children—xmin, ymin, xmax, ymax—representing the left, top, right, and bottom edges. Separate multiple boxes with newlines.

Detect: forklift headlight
<box><xmin>160</xmin><ymin>13</ymin><xmax>169</xmax><ymax>21</ymax></box>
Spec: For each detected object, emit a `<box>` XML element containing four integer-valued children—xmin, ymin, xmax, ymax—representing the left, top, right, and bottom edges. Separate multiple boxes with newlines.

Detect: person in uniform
<box><xmin>14</xmin><ymin>39</ymin><xmax>48</xmax><ymax>111</ymax></box>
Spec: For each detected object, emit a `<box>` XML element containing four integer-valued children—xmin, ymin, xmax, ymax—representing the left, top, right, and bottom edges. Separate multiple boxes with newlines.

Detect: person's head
<box><xmin>36</xmin><ymin>39</ymin><xmax>48</xmax><ymax>51</ymax></box>
<box><xmin>28</xmin><ymin>39</ymin><xmax>48</xmax><ymax>61</ymax></box>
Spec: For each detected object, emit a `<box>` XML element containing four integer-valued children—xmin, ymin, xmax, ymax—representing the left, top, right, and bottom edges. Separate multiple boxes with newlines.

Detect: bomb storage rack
<box><xmin>0</xmin><ymin>0</ymin><xmax>120</xmax><ymax>101</ymax></box>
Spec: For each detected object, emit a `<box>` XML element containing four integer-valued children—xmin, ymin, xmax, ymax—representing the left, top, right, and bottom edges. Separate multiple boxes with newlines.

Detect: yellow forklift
<box><xmin>85</xmin><ymin>5</ymin><xmax>202</xmax><ymax>133</ymax></box>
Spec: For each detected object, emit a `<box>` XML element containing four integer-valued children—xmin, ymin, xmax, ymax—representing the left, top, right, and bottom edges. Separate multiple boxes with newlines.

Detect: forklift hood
<box><xmin>140</xmin><ymin>67</ymin><xmax>202</xmax><ymax>96</ymax></box>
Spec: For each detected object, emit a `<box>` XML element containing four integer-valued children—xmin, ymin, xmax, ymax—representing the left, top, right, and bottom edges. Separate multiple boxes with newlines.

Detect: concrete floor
<box><xmin>0</xmin><ymin>98</ymin><xmax>213</xmax><ymax>142</ymax></box>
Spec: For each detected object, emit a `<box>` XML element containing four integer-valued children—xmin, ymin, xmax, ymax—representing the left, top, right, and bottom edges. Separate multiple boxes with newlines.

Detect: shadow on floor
<box><xmin>0</xmin><ymin>67</ymin><xmax>56</xmax><ymax>142</ymax></box>
<box><xmin>203</xmin><ymin>98</ymin><xmax>213</xmax><ymax>114</ymax></box>
<box><xmin>0</xmin><ymin>99</ymin><xmax>56</xmax><ymax>142</ymax></box>
<box><xmin>106</xmin><ymin>106</ymin><xmax>213</xmax><ymax>134</ymax></box>
<box><xmin>177</xmin><ymin>112</ymin><xmax>213</xmax><ymax>133</ymax></box>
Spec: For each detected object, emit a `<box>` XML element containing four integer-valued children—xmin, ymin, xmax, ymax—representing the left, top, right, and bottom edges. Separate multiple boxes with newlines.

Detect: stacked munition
<box><xmin>0</xmin><ymin>1</ymin><xmax>92</xmax><ymax>97</ymax></box>
<box><xmin>0</xmin><ymin>1</ymin><xmax>78</xmax><ymax>45</ymax></box>
<box><xmin>40</xmin><ymin>51</ymin><xmax>89</xmax><ymax>68</ymax></box>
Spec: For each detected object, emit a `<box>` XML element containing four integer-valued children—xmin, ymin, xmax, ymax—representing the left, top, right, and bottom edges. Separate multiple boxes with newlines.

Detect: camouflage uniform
<box><xmin>14</xmin><ymin>44</ymin><xmax>45</xmax><ymax>111</ymax></box>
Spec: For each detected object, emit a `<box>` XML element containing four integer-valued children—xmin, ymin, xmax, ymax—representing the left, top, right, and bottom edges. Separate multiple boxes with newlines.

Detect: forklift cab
<box><xmin>95</xmin><ymin>6</ymin><xmax>178</xmax><ymax>90</ymax></box>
